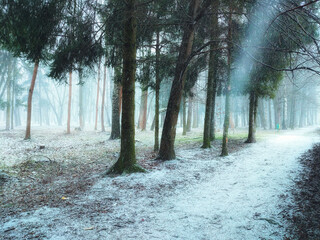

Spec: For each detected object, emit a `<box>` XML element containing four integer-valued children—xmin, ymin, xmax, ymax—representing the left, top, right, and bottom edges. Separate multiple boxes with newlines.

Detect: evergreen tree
<box><xmin>0</xmin><ymin>0</ymin><xmax>66</xmax><ymax>139</ymax></box>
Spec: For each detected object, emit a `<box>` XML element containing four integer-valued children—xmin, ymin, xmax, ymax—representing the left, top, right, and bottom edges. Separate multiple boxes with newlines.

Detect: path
<box><xmin>1</xmin><ymin>127</ymin><xmax>319</xmax><ymax>239</ymax></box>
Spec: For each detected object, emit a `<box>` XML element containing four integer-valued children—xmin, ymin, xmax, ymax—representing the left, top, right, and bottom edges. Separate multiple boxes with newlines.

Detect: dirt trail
<box><xmin>1</xmin><ymin>128</ymin><xmax>319</xmax><ymax>240</ymax></box>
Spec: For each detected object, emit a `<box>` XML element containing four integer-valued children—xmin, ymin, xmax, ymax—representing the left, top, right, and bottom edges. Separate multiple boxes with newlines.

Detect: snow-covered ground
<box><xmin>1</xmin><ymin>127</ymin><xmax>319</xmax><ymax>240</ymax></box>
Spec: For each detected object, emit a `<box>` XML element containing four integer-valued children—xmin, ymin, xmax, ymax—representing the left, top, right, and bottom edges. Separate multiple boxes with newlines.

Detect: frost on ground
<box><xmin>1</xmin><ymin>127</ymin><xmax>319</xmax><ymax>239</ymax></box>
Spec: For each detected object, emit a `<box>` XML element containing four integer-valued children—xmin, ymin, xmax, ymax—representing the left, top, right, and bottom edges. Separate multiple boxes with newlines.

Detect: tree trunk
<box><xmin>221</xmin><ymin>5</ymin><xmax>233</xmax><ymax>156</ymax></box>
<box><xmin>246</xmin><ymin>91</ymin><xmax>258</xmax><ymax>143</ymax></box>
<box><xmin>282</xmin><ymin>95</ymin><xmax>287</xmax><ymax>130</ymax></box>
<box><xmin>6</xmin><ymin>58</ymin><xmax>12</xmax><ymax>130</ymax></box>
<box><xmin>154</xmin><ymin>30</ymin><xmax>160</xmax><ymax>151</ymax></box>
<box><xmin>299</xmin><ymin>96</ymin><xmax>305</xmax><ymax>128</ymax></box>
<box><xmin>187</xmin><ymin>96</ymin><xmax>192</xmax><ymax>132</ymax></box>
<box><xmin>101</xmin><ymin>63</ymin><xmax>107</xmax><ymax>132</ymax></box>
<box><xmin>202</xmin><ymin>3</ymin><xmax>219</xmax><ymax>147</ymax></box>
<box><xmin>258</xmin><ymin>99</ymin><xmax>267</xmax><ymax>130</ymax></box>
<box><xmin>11</xmin><ymin>68</ymin><xmax>15</xmax><ymax>130</ymax></box>
<box><xmin>67</xmin><ymin>71</ymin><xmax>72</xmax><ymax>134</ymax></box>
<box><xmin>110</xmin><ymin>79</ymin><xmax>121</xmax><ymax>140</ymax></box>
<box><xmin>95</xmin><ymin>59</ymin><xmax>101</xmax><ymax>130</ymax></box>
<box><xmin>182</xmin><ymin>95</ymin><xmax>187</xmax><ymax>135</ymax></box>
<box><xmin>210</xmin><ymin>90</ymin><xmax>216</xmax><ymax>140</ymax></box>
<box><xmin>192</xmin><ymin>85</ymin><xmax>198</xmax><ymax>129</ymax></box>
<box><xmin>268</xmin><ymin>99</ymin><xmax>273</xmax><ymax>129</ymax></box>
<box><xmin>138</xmin><ymin>86</ymin><xmax>148</xmax><ymax>131</ymax></box>
<box><xmin>107</xmin><ymin>0</ymin><xmax>144</xmax><ymax>174</ymax></box>
<box><xmin>24</xmin><ymin>59</ymin><xmax>39</xmax><ymax>140</ymax></box>
<box><xmin>38</xmin><ymin>75</ymin><xmax>42</xmax><ymax>126</ymax></box>
<box><xmin>158</xmin><ymin>0</ymin><xmax>202</xmax><ymax>160</ymax></box>
<box><xmin>273</xmin><ymin>98</ymin><xmax>280</xmax><ymax>129</ymax></box>
<box><xmin>289</xmin><ymin>91</ymin><xmax>295</xmax><ymax>129</ymax></box>
<box><xmin>119</xmin><ymin>86</ymin><xmax>123</xmax><ymax>116</ymax></box>
<box><xmin>79</xmin><ymin>71</ymin><xmax>84</xmax><ymax>130</ymax></box>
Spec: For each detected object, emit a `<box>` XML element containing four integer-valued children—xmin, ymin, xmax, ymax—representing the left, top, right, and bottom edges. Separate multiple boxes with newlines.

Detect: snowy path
<box><xmin>1</xmin><ymin>128</ymin><xmax>319</xmax><ymax>240</ymax></box>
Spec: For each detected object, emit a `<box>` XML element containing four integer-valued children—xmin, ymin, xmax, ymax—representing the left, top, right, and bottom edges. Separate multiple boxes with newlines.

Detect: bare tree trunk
<box><xmin>221</xmin><ymin>5</ymin><xmax>233</xmax><ymax>156</ymax></box>
<box><xmin>268</xmin><ymin>99</ymin><xmax>273</xmax><ymax>129</ymax></box>
<box><xmin>25</xmin><ymin>59</ymin><xmax>39</xmax><ymax>140</ymax></box>
<box><xmin>246</xmin><ymin>91</ymin><xmax>258</xmax><ymax>143</ymax></box>
<box><xmin>11</xmin><ymin>70</ymin><xmax>15</xmax><ymax>130</ymax></box>
<box><xmin>282</xmin><ymin>95</ymin><xmax>287</xmax><ymax>130</ymax></box>
<box><xmin>274</xmin><ymin>98</ymin><xmax>280</xmax><ymax>129</ymax></box>
<box><xmin>67</xmin><ymin>71</ymin><xmax>72</xmax><ymax>134</ymax></box>
<box><xmin>154</xmin><ymin>30</ymin><xmax>160</xmax><ymax>151</ymax></box>
<box><xmin>79</xmin><ymin>71</ymin><xmax>84</xmax><ymax>130</ymax></box>
<box><xmin>138</xmin><ymin>86</ymin><xmax>148</xmax><ymax>130</ymax></box>
<box><xmin>182</xmin><ymin>95</ymin><xmax>187</xmax><ymax>135</ymax></box>
<box><xmin>203</xmin><ymin>2</ymin><xmax>219</xmax><ymax>146</ymax></box>
<box><xmin>187</xmin><ymin>96</ymin><xmax>192</xmax><ymax>132</ymax></box>
<box><xmin>38</xmin><ymin>74</ymin><xmax>42</xmax><ymax>127</ymax></box>
<box><xmin>258</xmin><ymin>99</ymin><xmax>267</xmax><ymax>130</ymax></box>
<box><xmin>158</xmin><ymin>0</ymin><xmax>203</xmax><ymax>160</ymax></box>
<box><xmin>299</xmin><ymin>96</ymin><xmax>305</xmax><ymax>128</ymax></box>
<box><xmin>290</xmin><ymin>91</ymin><xmax>296</xmax><ymax>130</ymax></box>
<box><xmin>192</xmin><ymin>86</ymin><xmax>198</xmax><ymax>129</ymax></box>
<box><xmin>101</xmin><ymin>63</ymin><xmax>107</xmax><ymax>132</ymax></box>
<box><xmin>95</xmin><ymin>59</ymin><xmax>101</xmax><ymax>130</ymax></box>
<box><xmin>110</xmin><ymin>80</ymin><xmax>121</xmax><ymax>140</ymax></box>
<box><xmin>6</xmin><ymin>58</ymin><xmax>12</xmax><ymax>130</ymax></box>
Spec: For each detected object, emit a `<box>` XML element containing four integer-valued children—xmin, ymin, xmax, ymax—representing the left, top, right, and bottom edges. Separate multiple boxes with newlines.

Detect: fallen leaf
<box><xmin>84</xmin><ymin>227</ymin><xmax>94</xmax><ymax>230</ymax></box>
<box><xmin>61</xmin><ymin>196</ymin><xmax>69</xmax><ymax>200</ymax></box>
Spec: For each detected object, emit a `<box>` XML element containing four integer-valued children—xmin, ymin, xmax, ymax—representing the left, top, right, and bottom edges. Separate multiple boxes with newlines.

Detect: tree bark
<box><xmin>79</xmin><ymin>71</ymin><xmax>84</xmax><ymax>130</ymax></box>
<box><xmin>101</xmin><ymin>62</ymin><xmax>107</xmax><ymax>132</ymax></box>
<box><xmin>108</xmin><ymin>0</ymin><xmax>144</xmax><ymax>174</ymax></box>
<box><xmin>10</xmin><ymin>67</ymin><xmax>15</xmax><ymax>130</ymax></box>
<box><xmin>182</xmin><ymin>95</ymin><xmax>187</xmax><ymax>135</ymax></box>
<box><xmin>282</xmin><ymin>95</ymin><xmax>287</xmax><ymax>130</ymax></box>
<box><xmin>290</xmin><ymin>91</ymin><xmax>295</xmax><ymax>129</ymax></box>
<box><xmin>138</xmin><ymin>86</ymin><xmax>148</xmax><ymax>130</ymax></box>
<box><xmin>6</xmin><ymin>58</ymin><xmax>12</xmax><ymax>130</ymax></box>
<box><xmin>268</xmin><ymin>99</ymin><xmax>273</xmax><ymax>129</ymax></box>
<box><xmin>95</xmin><ymin>59</ymin><xmax>101</xmax><ymax>130</ymax></box>
<box><xmin>186</xmin><ymin>96</ymin><xmax>192</xmax><ymax>132</ymax></box>
<box><xmin>274</xmin><ymin>97</ymin><xmax>281</xmax><ymax>129</ymax></box>
<box><xmin>67</xmin><ymin>71</ymin><xmax>72</xmax><ymax>134</ymax></box>
<box><xmin>221</xmin><ymin>5</ymin><xmax>233</xmax><ymax>156</ymax></box>
<box><xmin>246</xmin><ymin>91</ymin><xmax>258</xmax><ymax>143</ymax></box>
<box><xmin>158</xmin><ymin>0</ymin><xmax>202</xmax><ymax>160</ymax></box>
<box><xmin>110</xmin><ymin>79</ymin><xmax>121</xmax><ymax>140</ymax></box>
<box><xmin>299</xmin><ymin>96</ymin><xmax>305</xmax><ymax>128</ymax></box>
<box><xmin>24</xmin><ymin>59</ymin><xmax>39</xmax><ymax>140</ymax></box>
<box><xmin>258</xmin><ymin>99</ymin><xmax>267</xmax><ymax>130</ymax></box>
<box><xmin>154</xmin><ymin>30</ymin><xmax>160</xmax><ymax>151</ymax></box>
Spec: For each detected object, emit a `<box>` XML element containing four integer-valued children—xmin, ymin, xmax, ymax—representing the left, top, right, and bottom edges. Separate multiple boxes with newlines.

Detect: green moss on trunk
<box><xmin>107</xmin><ymin>0</ymin><xmax>143</xmax><ymax>175</ymax></box>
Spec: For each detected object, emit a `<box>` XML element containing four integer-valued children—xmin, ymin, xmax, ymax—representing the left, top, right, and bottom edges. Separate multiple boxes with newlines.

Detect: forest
<box><xmin>1</xmin><ymin>0</ymin><xmax>320</xmax><ymax>239</ymax></box>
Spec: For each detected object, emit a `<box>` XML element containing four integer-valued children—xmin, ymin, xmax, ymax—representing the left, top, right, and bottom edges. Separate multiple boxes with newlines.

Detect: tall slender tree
<box><xmin>202</xmin><ymin>0</ymin><xmax>220</xmax><ymax>148</ymax></box>
<box><xmin>158</xmin><ymin>0</ymin><xmax>211</xmax><ymax>160</ymax></box>
<box><xmin>0</xmin><ymin>0</ymin><xmax>66</xmax><ymax>139</ymax></box>
<box><xmin>107</xmin><ymin>0</ymin><xmax>145</xmax><ymax>174</ymax></box>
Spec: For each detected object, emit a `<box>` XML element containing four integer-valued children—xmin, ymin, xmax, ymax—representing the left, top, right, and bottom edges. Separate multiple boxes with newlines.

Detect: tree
<box><xmin>158</xmin><ymin>0</ymin><xmax>211</xmax><ymax>160</ymax></box>
<box><xmin>221</xmin><ymin>1</ymin><xmax>233</xmax><ymax>156</ymax></box>
<box><xmin>109</xmin><ymin>68</ymin><xmax>121</xmax><ymax>140</ymax></box>
<box><xmin>101</xmin><ymin>61</ymin><xmax>107</xmax><ymax>132</ymax></box>
<box><xmin>202</xmin><ymin>0</ymin><xmax>219</xmax><ymax>148</ymax></box>
<box><xmin>107</xmin><ymin>0</ymin><xmax>145</xmax><ymax>174</ymax></box>
<box><xmin>95</xmin><ymin>58</ymin><xmax>101</xmax><ymax>130</ymax></box>
<box><xmin>67</xmin><ymin>71</ymin><xmax>72</xmax><ymax>134</ymax></box>
<box><xmin>0</xmin><ymin>0</ymin><xmax>66</xmax><ymax>139</ymax></box>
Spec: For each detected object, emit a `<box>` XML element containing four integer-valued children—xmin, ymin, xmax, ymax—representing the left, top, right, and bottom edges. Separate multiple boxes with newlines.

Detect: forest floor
<box><xmin>0</xmin><ymin>126</ymin><xmax>319</xmax><ymax>239</ymax></box>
